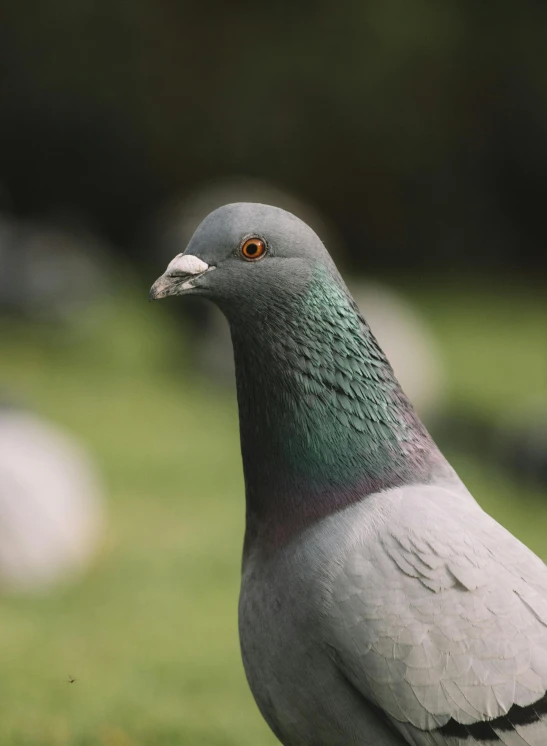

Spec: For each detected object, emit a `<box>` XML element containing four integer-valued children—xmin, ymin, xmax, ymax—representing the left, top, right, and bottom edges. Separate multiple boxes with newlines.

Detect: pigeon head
<box><xmin>149</xmin><ymin>202</ymin><xmax>335</xmax><ymax>319</ymax></box>
<box><xmin>150</xmin><ymin>202</ymin><xmax>445</xmax><ymax>548</ymax></box>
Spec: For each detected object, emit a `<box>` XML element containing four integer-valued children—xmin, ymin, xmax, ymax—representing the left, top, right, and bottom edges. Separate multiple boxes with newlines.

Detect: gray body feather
<box><xmin>240</xmin><ymin>477</ymin><xmax>547</xmax><ymax>745</ymax></box>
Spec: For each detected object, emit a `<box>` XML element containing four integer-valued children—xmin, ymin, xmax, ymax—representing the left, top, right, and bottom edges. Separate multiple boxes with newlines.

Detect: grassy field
<box><xmin>0</xmin><ymin>278</ymin><xmax>545</xmax><ymax>745</ymax></box>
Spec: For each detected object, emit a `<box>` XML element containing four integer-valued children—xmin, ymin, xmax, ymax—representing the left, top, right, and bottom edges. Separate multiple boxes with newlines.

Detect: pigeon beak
<box><xmin>149</xmin><ymin>254</ymin><xmax>213</xmax><ymax>300</ymax></box>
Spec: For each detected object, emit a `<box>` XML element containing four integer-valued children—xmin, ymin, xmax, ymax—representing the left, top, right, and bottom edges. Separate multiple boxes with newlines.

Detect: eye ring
<box><xmin>240</xmin><ymin>236</ymin><xmax>267</xmax><ymax>261</ymax></box>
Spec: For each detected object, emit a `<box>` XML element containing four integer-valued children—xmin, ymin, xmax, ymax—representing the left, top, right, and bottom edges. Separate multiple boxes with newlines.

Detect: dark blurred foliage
<box><xmin>1</xmin><ymin>1</ymin><xmax>547</xmax><ymax>272</ymax></box>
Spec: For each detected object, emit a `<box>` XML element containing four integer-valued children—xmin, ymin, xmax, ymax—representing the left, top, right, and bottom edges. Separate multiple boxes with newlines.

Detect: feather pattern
<box><xmin>324</xmin><ymin>483</ymin><xmax>547</xmax><ymax>745</ymax></box>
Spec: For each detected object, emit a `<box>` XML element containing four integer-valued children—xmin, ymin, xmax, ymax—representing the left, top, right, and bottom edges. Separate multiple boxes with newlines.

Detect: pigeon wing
<box><xmin>325</xmin><ymin>486</ymin><xmax>547</xmax><ymax>745</ymax></box>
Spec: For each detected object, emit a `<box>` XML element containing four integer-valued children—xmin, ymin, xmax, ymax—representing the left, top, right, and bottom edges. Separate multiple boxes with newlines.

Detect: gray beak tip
<box><xmin>148</xmin><ymin>275</ymin><xmax>171</xmax><ymax>301</ymax></box>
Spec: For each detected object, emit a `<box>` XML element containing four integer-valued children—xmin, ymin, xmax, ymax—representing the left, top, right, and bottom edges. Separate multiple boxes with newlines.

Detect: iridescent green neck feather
<box><xmin>228</xmin><ymin>266</ymin><xmax>445</xmax><ymax>549</ymax></box>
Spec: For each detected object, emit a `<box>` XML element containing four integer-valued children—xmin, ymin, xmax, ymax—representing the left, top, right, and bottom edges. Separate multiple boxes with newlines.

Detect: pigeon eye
<box><xmin>241</xmin><ymin>237</ymin><xmax>266</xmax><ymax>261</ymax></box>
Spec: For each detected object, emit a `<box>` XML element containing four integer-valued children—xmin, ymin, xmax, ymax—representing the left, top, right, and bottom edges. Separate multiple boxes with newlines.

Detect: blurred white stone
<box><xmin>349</xmin><ymin>281</ymin><xmax>446</xmax><ymax>422</ymax></box>
<box><xmin>0</xmin><ymin>409</ymin><xmax>104</xmax><ymax>593</ymax></box>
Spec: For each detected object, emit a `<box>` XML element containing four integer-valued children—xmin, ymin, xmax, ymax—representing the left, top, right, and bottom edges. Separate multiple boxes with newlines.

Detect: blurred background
<box><xmin>0</xmin><ymin>2</ymin><xmax>546</xmax><ymax>744</ymax></box>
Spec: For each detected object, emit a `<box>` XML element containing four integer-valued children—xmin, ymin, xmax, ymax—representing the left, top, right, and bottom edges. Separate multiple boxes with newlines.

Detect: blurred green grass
<box><xmin>0</xmin><ymin>279</ymin><xmax>545</xmax><ymax>745</ymax></box>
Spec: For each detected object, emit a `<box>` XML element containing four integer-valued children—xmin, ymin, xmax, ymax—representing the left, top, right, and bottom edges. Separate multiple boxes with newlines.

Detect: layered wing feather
<box><xmin>325</xmin><ymin>485</ymin><xmax>547</xmax><ymax>745</ymax></box>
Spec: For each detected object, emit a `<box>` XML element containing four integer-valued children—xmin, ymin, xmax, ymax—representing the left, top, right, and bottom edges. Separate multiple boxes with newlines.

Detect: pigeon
<box><xmin>150</xmin><ymin>202</ymin><xmax>547</xmax><ymax>746</ymax></box>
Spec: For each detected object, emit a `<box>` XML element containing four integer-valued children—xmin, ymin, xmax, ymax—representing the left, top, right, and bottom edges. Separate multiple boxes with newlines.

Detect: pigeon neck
<box><xmin>229</xmin><ymin>268</ymin><xmax>443</xmax><ymax>551</ymax></box>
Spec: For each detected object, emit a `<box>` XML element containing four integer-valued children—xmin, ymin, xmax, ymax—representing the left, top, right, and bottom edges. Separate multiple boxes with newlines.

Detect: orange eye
<box><xmin>241</xmin><ymin>237</ymin><xmax>266</xmax><ymax>261</ymax></box>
